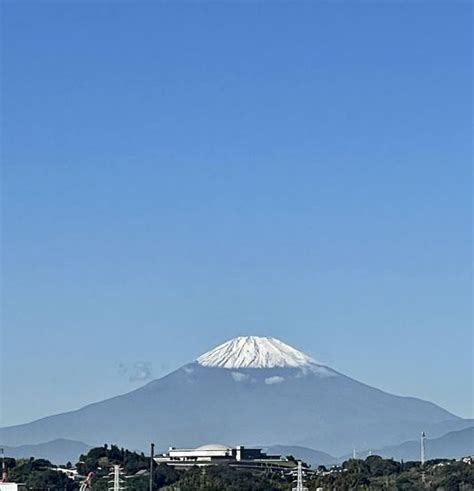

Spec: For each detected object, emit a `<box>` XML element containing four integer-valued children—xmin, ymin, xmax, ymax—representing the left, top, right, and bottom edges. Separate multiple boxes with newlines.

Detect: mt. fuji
<box><xmin>0</xmin><ymin>336</ymin><xmax>470</xmax><ymax>456</ymax></box>
<box><xmin>197</xmin><ymin>336</ymin><xmax>320</xmax><ymax>369</ymax></box>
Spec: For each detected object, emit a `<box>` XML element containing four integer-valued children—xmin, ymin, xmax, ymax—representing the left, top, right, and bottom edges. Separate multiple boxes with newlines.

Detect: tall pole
<box><xmin>421</xmin><ymin>431</ymin><xmax>426</xmax><ymax>466</ymax></box>
<box><xmin>421</xmin><ymin>431</ymin><xmax>427</xmax><ymax>485</ymax></box>
<box><xmin>149</xmin><ymin>443</ymin><xmax>155</xmax><ymax>491</ymax></box>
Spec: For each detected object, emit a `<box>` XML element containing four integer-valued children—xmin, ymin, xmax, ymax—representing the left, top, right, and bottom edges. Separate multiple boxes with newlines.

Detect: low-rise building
<box><xmin>0</xmin><ymin>484</ymin><xmax>26</xmax><ymax>491</ymax></box>
<box><xmin>155</xmin><ymin>444</ymin><xmax>294</xmax><ymax>470</ymax></box>
<box><xmin>49</xmin><ymin>467</ymin><xmax>79</xmax><ymax>479</ymax></box>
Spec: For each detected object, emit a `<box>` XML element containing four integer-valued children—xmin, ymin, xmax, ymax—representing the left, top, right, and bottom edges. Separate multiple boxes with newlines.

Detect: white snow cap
<box><xmin>197</xmin><ymin>335</ymin><xmax>316</xmax><ymax>369</ymax></box>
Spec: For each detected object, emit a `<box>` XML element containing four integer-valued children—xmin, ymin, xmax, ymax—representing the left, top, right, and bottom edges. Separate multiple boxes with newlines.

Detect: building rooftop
<box><xmin>195</xmin><ymin>444</ymin><xmax>231</xmax><ymax>451</ymax></box>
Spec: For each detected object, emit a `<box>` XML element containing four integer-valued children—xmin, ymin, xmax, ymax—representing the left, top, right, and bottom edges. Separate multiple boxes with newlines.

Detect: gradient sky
<box><xmin>1</xmin><ymin>0</ymin><xmax>472</xmax><ymax>427</ymax></box>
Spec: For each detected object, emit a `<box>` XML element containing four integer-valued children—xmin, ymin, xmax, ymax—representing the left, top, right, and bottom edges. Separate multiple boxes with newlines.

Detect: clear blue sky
<box><xmin>1</xmin><ymin>0</ymin><xmax>472</xmax><ymax>427</ymax></box>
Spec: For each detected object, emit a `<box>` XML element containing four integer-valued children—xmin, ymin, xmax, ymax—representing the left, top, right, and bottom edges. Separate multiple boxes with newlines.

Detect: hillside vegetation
<box><xmin>3</xmin><ymin>444</ymin><xmax>473</xmax><ymax>490</ymax></box>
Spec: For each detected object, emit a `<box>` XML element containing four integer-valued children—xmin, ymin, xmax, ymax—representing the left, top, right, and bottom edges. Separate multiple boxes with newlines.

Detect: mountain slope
<box><xmin>0</xmin><ymin>336</ymin><xmax>467</xmax><ymax>456</ymax></box>
<box><xmin>262</xmin><ymin>445</ymin><xmax>337</xmax><ymax>467</ymax></box>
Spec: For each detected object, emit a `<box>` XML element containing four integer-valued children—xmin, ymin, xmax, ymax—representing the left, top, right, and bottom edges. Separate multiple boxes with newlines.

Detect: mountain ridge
<box><xmin>373</xmin><ymin>426</ymin><xmax>474</xmax><ymax>461</ymax></box>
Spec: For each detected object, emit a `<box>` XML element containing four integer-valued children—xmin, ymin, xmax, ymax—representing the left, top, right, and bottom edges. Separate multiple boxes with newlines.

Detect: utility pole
<box><xmin>149</xmin><ymin>443</ymin><xmax>155</xmax><ymax>491</ymax></box>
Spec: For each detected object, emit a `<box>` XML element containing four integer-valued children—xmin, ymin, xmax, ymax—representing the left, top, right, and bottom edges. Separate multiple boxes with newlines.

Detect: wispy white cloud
<box><xmin>265</xmin><ymin>376</ymin><xmax>285</xmax><ymax>385</ymax></box>
<box><xmin>118</xmin><ymin>361</ymin><xmax>153</xmax><ymax>382</ymax></box>
<box><xmin>231</xmin><ymin>372</ymin><xmax>249</xmax><ymax>382</ymax></box>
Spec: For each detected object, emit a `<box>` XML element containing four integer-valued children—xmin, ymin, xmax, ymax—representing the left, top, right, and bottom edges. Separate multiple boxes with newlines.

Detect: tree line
<box><xmin>4</xmin><ymin>444</ymin><xmax>473</xmax><ymax>490</ymax></box>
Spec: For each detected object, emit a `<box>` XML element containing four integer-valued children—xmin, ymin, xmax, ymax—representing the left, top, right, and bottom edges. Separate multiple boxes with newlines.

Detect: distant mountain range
<box><xmin>5</xmin><ymin>427</ymin><xmax>472</xmax><ymax>467</ymax></box>
<box><xmin>265</xmin><ymin>427</ymin><xmax>474</xmax><ymax>466</ymax></box>
<box><xmin>1</xmin><ymin>336</ymin><xmax>471</xmax><ymax>457</ymax></box>
<box><xmin>2</xmin><ymin>439</ymin><xmax>92</xmax><ymax>464</ymax></box>
<box><xmin>374</xmin><ymin>426</ymin><xmax>474</xmax><ymax>462</ymax></box>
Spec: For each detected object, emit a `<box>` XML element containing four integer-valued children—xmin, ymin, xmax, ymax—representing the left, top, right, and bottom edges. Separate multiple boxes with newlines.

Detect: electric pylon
<box><xmin>108</xmin><ymin>465</ymin><xmax>127</xmax><ymax>491</ymax></box>
<box><xmin>292</xmin><ymin>461</ymin><xmax>308</xmax><ymax>491</ymax></box>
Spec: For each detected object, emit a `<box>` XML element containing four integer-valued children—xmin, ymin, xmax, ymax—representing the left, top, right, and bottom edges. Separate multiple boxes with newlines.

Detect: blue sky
<box><xmin>1</xmin><ymin>1</ymin><xmax>472</xmax><ymax>426</ymax></box>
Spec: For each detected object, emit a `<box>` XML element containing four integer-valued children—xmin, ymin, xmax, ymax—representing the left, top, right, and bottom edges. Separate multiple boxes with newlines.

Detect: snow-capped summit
<box><xmin>196</xmin><ymin>335</ymin><xmax>316</xmax><ymax>369</ymax></box>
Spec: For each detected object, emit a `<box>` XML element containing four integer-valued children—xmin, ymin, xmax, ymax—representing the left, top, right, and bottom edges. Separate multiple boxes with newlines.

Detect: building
<box><xmin>49</xmin><ymin>467</ymin><xmax>79</xmax><ymax>479</ymax></box>
<box><xmin>0</xmin><ymin>484</ymin><xmax>26</xmax><ymax>491</ymax></box>
<box><xmin>155</xmin><ymin>444</ymin><xmax>294</xmax><ymax>470</ymax></box>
